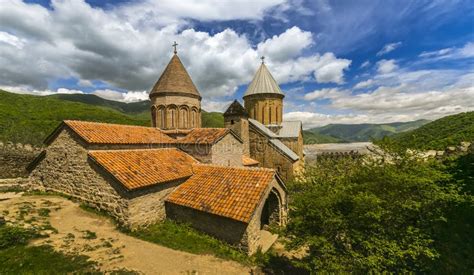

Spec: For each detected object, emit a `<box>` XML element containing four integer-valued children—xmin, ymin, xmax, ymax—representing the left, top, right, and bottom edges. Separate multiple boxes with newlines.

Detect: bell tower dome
<box><xmin>149</xmin><ymin>42</ymin><xmax>202</xmax><ymax>129</ymax></box>
<box><xmin>243</xmin><ymin>57</ymin><xmax>284</xmax><ymax>126</ymax></box>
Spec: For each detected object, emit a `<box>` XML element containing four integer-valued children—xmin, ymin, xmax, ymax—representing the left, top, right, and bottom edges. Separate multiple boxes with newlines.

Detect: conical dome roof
<box><xmin>243</xmin><ymin>63</ymin><xmax>284</xmax><ymax>98</ymax></box>
<box><xmin>150</xmin><ymin>54</ymin><xmax>201</xmax><ymax>99</ymax></box>
<box><xmin>224</xmin><ymin>100</ymin><xmax>248</xmax><ymax>117</ymax></box>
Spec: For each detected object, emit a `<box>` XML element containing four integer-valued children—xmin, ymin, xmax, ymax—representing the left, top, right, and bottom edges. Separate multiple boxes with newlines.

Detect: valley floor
<box><xmin>0</xmin><ymin>194</ymin><xmax>249</xmax><ymax>274</ymax></box>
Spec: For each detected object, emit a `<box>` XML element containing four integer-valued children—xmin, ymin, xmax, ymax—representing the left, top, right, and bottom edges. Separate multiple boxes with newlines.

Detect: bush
<box><xmin>286</xmin><ymin>145</ymin><xmax>470</xmax><ymax>272</ymax></box>
<box><xmin>0</xmin><ymin>224</ymin><xmax>37</xmax><ymax>249</ymax></box>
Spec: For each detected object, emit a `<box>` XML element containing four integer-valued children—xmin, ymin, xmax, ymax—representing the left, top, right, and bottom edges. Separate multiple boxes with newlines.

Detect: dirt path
<box><xmin>0</xmin><ymin>195</ymin><xmax>250</xmax><ymax>274</ymax></box>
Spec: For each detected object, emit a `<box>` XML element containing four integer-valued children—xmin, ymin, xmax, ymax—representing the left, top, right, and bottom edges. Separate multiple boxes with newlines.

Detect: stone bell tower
<box><xmin>224</xmin><ymin>100</ymin><xmax>250</xmax><ymax>156</ymax></box>
<box><xmin>149</xmin><ymin>42</ymin><xmax>202</xmax><ymax>130</ymax></box>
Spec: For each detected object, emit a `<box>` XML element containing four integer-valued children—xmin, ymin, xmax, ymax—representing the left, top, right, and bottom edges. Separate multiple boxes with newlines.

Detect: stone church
<box><xmin>28</xmin><ymin>47</ymin><xmax>303</xmax><ymax>254</ymax></box>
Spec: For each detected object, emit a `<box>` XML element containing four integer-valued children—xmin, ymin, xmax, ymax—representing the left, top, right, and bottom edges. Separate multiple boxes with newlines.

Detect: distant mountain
<box><xmin>0</xmin><ymin>90</ymin><xmax>223</xmax><ymax>145</ymax></box>
<box><xmin>390</xmin><ymin>112</ymin><xmax>474</xmax><ymax>150</ymax></box>
<box><xmin>303</xmin><ymin>130</ymin><xmax>344</xmax><ymax>144</ymax></box>
<box><xmin>305</xmin><ymin>120</ymin><xmax>430</xmax><ymax>143</ymax></box>
<box><xmin>48</xmin><ymin>93</ymin><xmax>149</xmax><ymax>114</ymax></box>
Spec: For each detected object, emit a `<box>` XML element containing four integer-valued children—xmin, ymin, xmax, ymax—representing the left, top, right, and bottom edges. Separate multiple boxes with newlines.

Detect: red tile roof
<box><xmin>63</xmin><ymin>120</ymin><xmax>175</xmax><ymax>145</ymax></box>
<box><xmin>175</xmin><ymin>128</ymin><xmax>233</xmax><ymax>144</ymax></box>
<box><xmin>242</xmin><ymin>155</ymin><xmax>259</xmax><ymax>166</ymax></box>
<box><xmin>88</xmin><ymin>149</ymin><xmax>197</xmax><ymax>190</ymax></box>
<box><xmin>166</xmin><ymin>164</ymin><xmax>276</xmax><ymax>223</ymax></box>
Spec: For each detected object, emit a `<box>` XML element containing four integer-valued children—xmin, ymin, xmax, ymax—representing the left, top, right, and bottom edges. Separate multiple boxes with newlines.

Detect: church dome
<box><xmin>150</xmin><ymin>53</ymin><xmax>201</xmax><ymax>99</ymax></box>
<box><xmin>243</xmin><ymin>62</ymin><xmax>284</xmax><ymax>99</ymax></box>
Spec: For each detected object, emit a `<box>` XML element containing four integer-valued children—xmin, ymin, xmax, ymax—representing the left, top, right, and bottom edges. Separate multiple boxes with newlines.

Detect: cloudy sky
<box><xmin>1</xmin><ymin>0</ymin><xmax>473</xmax><ymax>128</ymax></box>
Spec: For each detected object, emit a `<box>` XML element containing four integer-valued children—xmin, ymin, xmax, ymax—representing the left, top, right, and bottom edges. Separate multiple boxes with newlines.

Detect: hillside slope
<box><xmin>0</xmin><ymin>90</ymin><xmax>225</xmax><ymax>145</ymax></box>
<box><xmin>303</xmin><ymin>130</ymin><xmax>343</xmax><ymax>144</ymax></box>
<box><xmin>390</xmin><ymin>111</ymin><xmax>474</xmax><ymax>150</ymax></box>
<box><xmin>0</xmin><ymin>90</ymin><xmax>149</xmax><ymax>145</ymax></box>
<box><xmin>307</xmin><ymin>120</ymin><xmax>430</xmax><ymax>142</ymax></box>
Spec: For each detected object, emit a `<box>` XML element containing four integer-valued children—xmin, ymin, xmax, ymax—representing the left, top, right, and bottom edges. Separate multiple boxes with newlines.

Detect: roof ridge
<box><xmin>88</xmin><ymin>148</ymin><xmax>179</xmax><ymax>153</ymax></box>
<box><xmin>193</xmin><ymin>163</ymin><xmax>275</xmax><ymax>172</ymax></box>
<box><xmin>64</xmin><ymin>120</ymin><xmax>157</xmax><ymax>129</ymax></box>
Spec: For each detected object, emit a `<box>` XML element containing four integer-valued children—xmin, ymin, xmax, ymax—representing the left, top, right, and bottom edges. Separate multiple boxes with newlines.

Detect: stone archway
<box><xmin>260</xmin><ymin>189</ymin><xmax>281</xmax><ymax>230</ymax></box>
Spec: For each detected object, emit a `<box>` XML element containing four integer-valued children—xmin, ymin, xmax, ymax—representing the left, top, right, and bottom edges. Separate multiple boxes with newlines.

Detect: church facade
<box><xmin>28</xmin><ymin>47</ymin><xmax>303</xmax><ymax>254</ymax></box>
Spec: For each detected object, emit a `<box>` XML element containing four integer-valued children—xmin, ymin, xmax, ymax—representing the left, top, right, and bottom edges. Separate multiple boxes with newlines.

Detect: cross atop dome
<box><xmin>172</xmin><ymin>41</ymin><xmax>178</xmax><ymax>54</ymax></box>
<box><xmin>260</xmin><ymin>56</ymin><xmax>265</xmax><ymax>64</ymax></box>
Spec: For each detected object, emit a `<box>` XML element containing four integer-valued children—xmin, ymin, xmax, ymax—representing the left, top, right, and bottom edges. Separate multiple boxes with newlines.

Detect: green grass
<box><xmin>303</xmin><ymin>130</ymin><xmax>343</xmax><ymax>144</ymax></box>
<box><xmin>0</xmin><ymin>224</ymin><xmax>99</xmax><ymax>274</ymax></box>
<box><xmin>0</xmin><ymin>245</ymin><xmax>100</xmax><ymax>274</ymax></box>
<box><xmin>129</xmin><ymin>220</ymin><xmax>250</xmax><ymax>265</ymax></box>
<box><xmin>389</xmin><ymin>111</ymin><xmax>474</xmax><ymax>150</ymax></box>
<box><xmin>306</xmin><ymin>119</ymin><xmax>430</xmax><ymax>142</ymax></box>
<box><xmin>0</xmin><ymin>89</ymin><xmax>224</xmax><ymax>145</ymax></box>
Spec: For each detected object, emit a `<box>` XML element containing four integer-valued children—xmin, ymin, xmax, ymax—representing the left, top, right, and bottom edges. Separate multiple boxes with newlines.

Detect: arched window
<box><xmin>179</xmin><ymin>106</ymin><xmax>189</xmax><ymax>129</ymax></box>
<box><xmin>156</xmin><ymin>106</ymin><xmax>165</xmax><ymax>129</ymax></box>
<box><xmin>269</xmin><ymin>107</ymin><xmax>272</xmax><ymax>124</ymax></box>
<box><xmin>151</xmin><ymin>106</ymin><xmax>157</xmax><ymax>127</ymax></box>
<box><xmin>191</xmin><ymin>108</ymin><xmax>198</xmax><ymax>128</ymax></box>
<box><xmin>167</xmin><ymin>105</ymin><xmax>177</xmax><ymax>128</ymax></box>
<box><xmin>276</xmin><ymin>106</ymin><xmax>279</xmax><ymax>123</ymax></box>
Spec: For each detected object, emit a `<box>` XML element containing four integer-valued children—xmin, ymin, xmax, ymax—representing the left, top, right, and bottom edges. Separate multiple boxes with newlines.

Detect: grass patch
<box><xmin>129</xmin><ymin>220</ymin><xmax>251</xmax><ymax>265</ymax></box>
<box><xmin>82</xmin><ymin>230</ymin><xmax>97</xmax><ymax>240</ymax></box>
<box><xmin>38</xmin><ymin>208</ymin><xmax>51</xmax><ymax>217</ymax></box>
<box><xmin>0</xmin><ymin>245</ymin><xmax>100</xmax><ymax>274</ymax></box>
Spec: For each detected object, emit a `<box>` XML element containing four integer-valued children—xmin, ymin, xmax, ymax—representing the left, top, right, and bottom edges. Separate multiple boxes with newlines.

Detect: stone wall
<box><xmin>224</xmin><ymin>116</ymin><xmax>250</xmax><ymax>156</ymax></box>
<box><xmin>165</xmin><ymin>203</ymin><xmax>248</xmax><ymax>249</ymax></box>
<box><xmin>211</xmin><ymin>134</ymin><xmax>243</xmax><ymax>166</ymax></box>
<box><xmin>244</xmin><ymin>178</ymin><xmax>288</xmax><ymax>254</ymax></box>
<box><xmin>127</xmin><ymin>179</ymin><xmax>185</xmax><ymax>228</ymax></box>
<box><xmin>249</xmin><ymin>128</ymin><xmax>295</xmax><ymax>181</ymax></box>
<box><xmin>244</xmin><ymin>94</ymin><xmax>283</xmax><ymax>125</ymax></box>
<box><xmin>29</xmin><ymin>127</ymin><xmax>193</xmax><ymax>228</ymax></box>
<box><xmin>151</xmin><ymin>94</ymin><xmax>201</xmax><ymax>129</ymax></box>
<box><xmin>0</xmin><ymin>142</ymin><xmax>42</xmax><ymax>179</ymax></box>
<box><xmin>178</xmin><ymin>144</ymin><xmax>212</xmax><ymax>163</ymax></box>
<box><xmin>29</xmin><ymin>128</ymin><xmax>130</xmax><ymax>225</ymax></box>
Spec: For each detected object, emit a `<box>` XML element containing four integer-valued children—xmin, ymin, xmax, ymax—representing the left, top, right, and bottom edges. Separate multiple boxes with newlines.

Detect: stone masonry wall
<box><xmin>249</xmin><ymin>128</ymin><xmax>295</xmax><ymax>181</ymax></box>
<box><xmin>127</xmin><ymin>179</ymin><xmax>185</xmax><ymax>228</ymax></box>
<box><xmin>165</xmin><ymin>203</ymin><xmax>248</xmax><ymax>249</ymax></box>
<box><xmin>211</xmin><ymin>134</ymin><xmax>243</xmax><ymax>166</ymax></box>
<box><xmin>0</xmin><ymin>142</ymin><xmax>42</xmax><ymax>179</ymax></box>
<box><xmin>244</xmin><ymin>178</ymin><xmax>288</xmax><ymax>254</ymax></box>
<box><xmin>29</xmin><ymin>128</ymin><xmax>130</xmax><ymax>225</ymax></box>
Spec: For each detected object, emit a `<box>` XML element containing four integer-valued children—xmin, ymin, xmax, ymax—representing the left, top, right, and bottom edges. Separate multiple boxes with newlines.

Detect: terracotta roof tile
<box><xmin>64</xmin><ymin>120</ymin><xmax>175</xmax><ymax>145</ymax></box>
<box><xmin>175</xmin><ymin>128</ymin><xmax>231</xmax><ymax>144</ymax></box>
<box><xmin>88</xmin><ymin>149</ymin><xmax>197</xmax><ymax>190</ymax></box>
<box><xmin>166</xmin><ymin>164</ymin><xmax>275</xmax><ymax>223</ymax></box>
<box><xmin>242</xmin><ymin>155</ymin><xmax>259</xmax><ymax>166</ymax></box>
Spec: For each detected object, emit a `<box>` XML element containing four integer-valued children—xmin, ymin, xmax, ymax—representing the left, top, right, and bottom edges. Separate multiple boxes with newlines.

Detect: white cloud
<box><xmin>118</xmin><ymin>0</ymin><xmax>287</xmax><ymax>26</ymax></box>
<box><xmin>201</xmin><ymin>100</ymin><xmax>233</xmax><ymax>112</ymax></box>
<box><xmin>77</xmin><ymin>79</ymin><xmax>93</xmax><ymax>87</ymax></box>
<box><xmin>304</xmin><ymin>88</ymin><xmax>344</xmax><ymax>101</ymax></box>
<box><xmin>360</xmin><ymin>60</ymin><xmax>370</xmax><ymax>68</ymax></box>
<box><xmin>0</xmin><ymin>1</ymin><xmax>351</xmax><ymax>99</ymax></box>
<box><xmin>419</xmin><ymin>42</ymin><xmax>474</xmax><ymax>60</ymax></box>
<box><xmin>377</xmin><ymin>59</ymin><xmax>398</xmax><ymax>74</ymax></box>
<box><xmin>257</xmin><ymin>26</ymin><xmax>313</xmax><ymax>62</ymax></box>
<box><xmin>92</xmin><ymin>89</ymin><xmax>149</xmax><ymax>103</ymax></box>
<box><xmin>354</xmin><ymin>79</ymin><xmax>374</xmax><ymax>89</ymax></box>
<box><xmin>0</xmin><ymin>86</ymin><xmax>83</xmax><ymax>96</ymax></box>
<box><xmin>0</xmin><ymin>31</ymin><xmax>25</xmax><ymax>49</ymax></box>
<box><xmin>376</xmin><ymin>41</ymin><xmax>402</xmax><ymax>56</ymax></box>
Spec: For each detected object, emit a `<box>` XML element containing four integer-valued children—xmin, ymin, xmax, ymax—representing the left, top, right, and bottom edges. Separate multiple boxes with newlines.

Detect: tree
<box><xmin>286</xmin><ymin>144</ymin><xmax>469</xmax><ymax>272</ymax></box>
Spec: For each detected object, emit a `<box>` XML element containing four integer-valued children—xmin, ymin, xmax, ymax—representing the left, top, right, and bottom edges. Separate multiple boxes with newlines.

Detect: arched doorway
<box><xmin>260</xmin><ymin>189</ymin><xmax>281</xmax><ymax>229</ymax></box>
